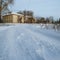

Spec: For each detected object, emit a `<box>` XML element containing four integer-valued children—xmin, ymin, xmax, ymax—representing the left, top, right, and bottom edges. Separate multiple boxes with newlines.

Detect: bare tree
<box><xmin>0</xmin><ymin>0</ymin><xmax>14</xmax><ymax>23</ymax></box>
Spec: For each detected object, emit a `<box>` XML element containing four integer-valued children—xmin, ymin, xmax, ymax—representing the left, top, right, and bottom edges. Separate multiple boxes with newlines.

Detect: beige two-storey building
<box><xmin>3</xmin><ymin>13</ymin><xmax>24</xmax><ymax>23</ymax></box>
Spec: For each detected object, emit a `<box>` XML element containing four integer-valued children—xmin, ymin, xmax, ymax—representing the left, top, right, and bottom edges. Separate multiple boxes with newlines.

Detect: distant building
<box><xmin>2</xmin><ymin>11</ymin><xmax>36</xmax><ymax>23</ymax></box>
<box><xmin>24</xmin><ymin>16</ymin><xmax>35</xmax><ymax>23</ymax></box>
<box><xmin>17</xmin><ymin>10</ymin><xmax>35</xmax><ymax>23</ymax></box>
<box><xmin>2</xmin><ymin>12</ymin><xmax>24</xmax><ymax>23</ymax></box>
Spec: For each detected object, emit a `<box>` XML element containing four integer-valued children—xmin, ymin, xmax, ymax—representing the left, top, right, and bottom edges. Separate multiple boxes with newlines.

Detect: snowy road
<box><xmin>0</xmin><ymin>24</ymin><xmax>60</xmax><ymax>60</ymax></box>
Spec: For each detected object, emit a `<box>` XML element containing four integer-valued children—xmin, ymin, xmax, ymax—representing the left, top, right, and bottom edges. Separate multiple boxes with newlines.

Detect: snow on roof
<box><xmin>2</xmin><ymin>12</ymin><xmax>24</xmax><ymax>16</ymax></box>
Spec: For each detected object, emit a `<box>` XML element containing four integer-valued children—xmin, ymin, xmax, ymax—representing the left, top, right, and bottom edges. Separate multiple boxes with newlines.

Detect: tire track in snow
<box><xmin>15</xmin><ymin>26</ymin><xmax>44</xmax><ymax>60</ymax></box>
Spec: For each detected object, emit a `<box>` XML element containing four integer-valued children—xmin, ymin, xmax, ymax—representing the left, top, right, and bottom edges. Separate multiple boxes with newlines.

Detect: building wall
<box><xmin>2</xmin><ymin>13</ymin><xmax>35</xmax><ymax>23</ymax></box>
<box><xmin>21</xmin><ymin>16</ymin><xmax>24</xmax><ymax>23</ymax></box>
<box><xmin>18</xmin><ymin>15</ymin><xmax>24</xmax><ymax>23</ymax></box>
<box><xmin>3</xmin><ymin>15</ymin><xmax>13</xmax><ymax>23</ymax></box>
<box><xmin>12</xmin><ymin>14</ymin><xmax>18</xmax><ymax>23</ymax></box>
<box><xmin>3</xmin><ymin>14</ymin><xmax>18</xmax><ymax>23</ymax></box>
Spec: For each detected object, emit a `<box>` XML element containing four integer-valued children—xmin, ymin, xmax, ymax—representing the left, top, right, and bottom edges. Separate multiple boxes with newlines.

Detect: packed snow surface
<box><xmin>0</xmin><ymin>24</ymin><xmax>60</xmax><ymax>60</ymax></box>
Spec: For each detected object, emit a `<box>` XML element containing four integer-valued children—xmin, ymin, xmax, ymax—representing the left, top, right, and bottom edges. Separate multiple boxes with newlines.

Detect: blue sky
<box><xmin>10</xmin><ymin>0</ymin><xmax>60</xmax><ymax>19</ymax></box>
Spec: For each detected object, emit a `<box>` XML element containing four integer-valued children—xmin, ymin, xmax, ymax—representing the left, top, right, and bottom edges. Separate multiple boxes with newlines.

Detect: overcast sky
<box><xmin>10</xmin><ymin>0</ymin><xmax>60</xmax><ymax>19</ymax></box>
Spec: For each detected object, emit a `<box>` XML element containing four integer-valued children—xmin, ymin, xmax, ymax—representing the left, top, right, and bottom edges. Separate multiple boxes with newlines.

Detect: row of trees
<box><xmin>17</xmin><ymin>10</ymin><xmax>33</xmax><ymax>16</ymax></box>
<box><xmin>18</xmin><ymin>11</ymin><xmax>60</xmax><ymax>24</ymax></box>
<box><xmin>55</xmin><ymin>18</ymin><xmax>60</xmax><ymax>24</ymax></box>
<box><xmin>35</xmin><ymin>16</ymin><xmax>60</xmax><ymax>24</ymax></box>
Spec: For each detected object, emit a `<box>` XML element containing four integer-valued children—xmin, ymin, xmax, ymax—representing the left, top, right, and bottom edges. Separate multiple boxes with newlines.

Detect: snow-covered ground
<box><xmin>0</xmin><ymin>24</ymin><xmax>60</xmax><ymax>60</ymax></box>
<box><xmin>36</xmin><ymin>24</ymin><xmax>60</xmax><ymax>31</ymax></box>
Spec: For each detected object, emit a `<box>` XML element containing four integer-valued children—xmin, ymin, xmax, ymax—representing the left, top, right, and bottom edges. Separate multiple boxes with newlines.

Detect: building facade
<box><xmin>3</xmin><ymin>13</ymin><xmax>24</xmax><ymax>23</ymax></box>
<box><xmin>2</xmin><ymin>12</ymin><xmax>35</xmax><ymax>23</ymax></box>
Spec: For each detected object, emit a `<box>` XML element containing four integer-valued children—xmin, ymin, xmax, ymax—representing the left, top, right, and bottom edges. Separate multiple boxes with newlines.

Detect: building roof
<box><xmin>2</xmin><ymin>12</ymin><xmax>24</xmax><ymax>16</ymax></box>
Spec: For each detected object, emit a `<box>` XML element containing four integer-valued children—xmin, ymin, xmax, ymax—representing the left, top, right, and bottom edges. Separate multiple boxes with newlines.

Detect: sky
<box><xmin>10</xmin><ymin>0</ymin><xmax>60</xmax><ymax>19</ymax></box>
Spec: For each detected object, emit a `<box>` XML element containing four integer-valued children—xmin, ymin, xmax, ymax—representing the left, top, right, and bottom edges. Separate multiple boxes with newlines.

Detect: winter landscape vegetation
<box><xmin>0</xmin><ymin>0</ymin><xmax>60</xmax><ymax>60</ymax></box>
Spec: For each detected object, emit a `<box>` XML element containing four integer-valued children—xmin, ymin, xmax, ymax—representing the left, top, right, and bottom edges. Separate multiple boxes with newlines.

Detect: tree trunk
<box><xmin>0</xmin><ymin>11</ymin><xmax>3</xmax><ymax>23</ymax></box>
<box><xmin>0</xmin><ymin>10</ymin><xmax>1</xmax><ymax>23</ymax></box>
<box><xmin>0</xmin><ymin>0</ymin><xmax>3</xmax><ymax>23</ymax></box>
